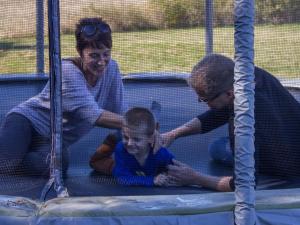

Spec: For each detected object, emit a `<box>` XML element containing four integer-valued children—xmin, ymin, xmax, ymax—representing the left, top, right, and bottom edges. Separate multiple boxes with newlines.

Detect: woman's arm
<box><xmin>94</xmin><ymin>61</ymin><xmax>126</xmax><ymax>129</ymax></box>
<box><xmin>95</xmin><ymin>110</ymin><xmax>123</xmax><ymax>129</ymax></box>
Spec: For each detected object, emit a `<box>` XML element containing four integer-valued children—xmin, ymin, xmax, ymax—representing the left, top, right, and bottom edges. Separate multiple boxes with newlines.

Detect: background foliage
<box><xmin>0</xmin><ymin>0</ymin><xmax>299</xmax><ymax>76</ymax></box>
<box><xmin>1</xmin><ymin>0</ymin><xmax>299</xmax><ymax>38</ymax></box>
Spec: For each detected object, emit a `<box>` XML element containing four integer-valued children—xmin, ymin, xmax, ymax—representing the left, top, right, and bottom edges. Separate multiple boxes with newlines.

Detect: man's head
<box><xmin>122</xmin><ymin>107</ymin><xmax>156</xmax><ymax>157</ymax></box>
<box><xmin>75</xmin><ymin>18</ymin><xmax>112</xmax><ymax>78</ymax></box>
<box><xmin>188</xmin><ymin>54</ymin><xmax>235</xmax><ymax>109</ymax></box>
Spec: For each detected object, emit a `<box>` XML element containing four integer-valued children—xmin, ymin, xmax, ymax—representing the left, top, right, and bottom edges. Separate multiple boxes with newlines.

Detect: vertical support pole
<box><xmin>48</xmin><ymin>0</ymin><xmax>68</xmax><ymax>197</ymax></box>
<box><xmin>234</xmin><ymin>0</ymin><xmax>256</xmax><ymax>224</ymax></box>
<box><xmin>40</xmin><ymin>0</ymin><xmax>68</xmax><ymax>200</ymax></box>
<box><xmin>36</xmin><ymin>0</ymin><xmax>45</xmax><ymax>74</ymax></box>
<box><xmin>205</xmin><ymin>0</ymin><xmax>213</xmax><ymax>55</ymax></box>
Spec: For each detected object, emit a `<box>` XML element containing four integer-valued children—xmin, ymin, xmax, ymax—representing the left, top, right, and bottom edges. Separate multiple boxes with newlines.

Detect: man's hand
<box><xmin>161</xmin><ymin>131</ymin><xmax>177</xmax><ymax>147</ymax></box>
<box><xmin>167</xmin><ymin>160</ymin><xmax>199</xmax><ymax>186</ymax></box>
<box><xmin>154</xmin><ymin>173</ymin><xmax>177</xmax><ymax>186</ymax></box>
<box><xmin>168</xmin><ymin>159</ymin><xmax>233</xmax><ymax>191</ymax></box>
<box><xmin>154</xmin><ymin>173</ymin><xmax>168</xmax><ymax>186</ymax></box>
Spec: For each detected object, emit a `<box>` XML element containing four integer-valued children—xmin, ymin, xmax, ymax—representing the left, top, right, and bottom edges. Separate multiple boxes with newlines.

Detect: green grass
<box><xmin>1</xmin><ymin>24</ymin><xmax>300</xmax><ymax>78</ymax></box>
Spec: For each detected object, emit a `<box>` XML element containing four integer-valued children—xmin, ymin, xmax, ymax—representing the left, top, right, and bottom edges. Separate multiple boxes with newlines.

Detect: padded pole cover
<box><xmin>41</xmin><ymin>0</ymin><xmax>68</xmax><ymax>199</ymax></box>
<box><xmin>233</xmin><ymin>0</ymin><xmax>256</xmax><ymax>224</ymax></box>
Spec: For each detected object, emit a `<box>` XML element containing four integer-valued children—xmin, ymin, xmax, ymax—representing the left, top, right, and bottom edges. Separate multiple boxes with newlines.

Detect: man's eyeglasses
<box><xmin>80</xmin><ymin>24</ymin><xmax>111</xmax><ymax>37</ymax></box>
<box><xmin>198</xmin><ymin>91</ymin><xmax>224</xmax><ymax>103</ymax></box>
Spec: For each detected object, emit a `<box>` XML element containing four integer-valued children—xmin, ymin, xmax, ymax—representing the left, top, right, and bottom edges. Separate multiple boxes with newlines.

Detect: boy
<box><xmin>89</xmin><ymin>101</ymin><xmax>161</xmax><ymax>175</ymax></box>
<box><xmin>91</xmin><ymin>107</ymin><xmax>174</xmax><ymax>186</ymax></box>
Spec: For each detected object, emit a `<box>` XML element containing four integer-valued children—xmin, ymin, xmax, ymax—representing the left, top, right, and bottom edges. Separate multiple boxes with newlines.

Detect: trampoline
<box><xmin>1</xmin><ymin>73</ymin><xmax>300</xmax><ymax>198</ymax></box>
<box><xmin>1</xmin><ymin>74</ymin><xmax>300</xmax><ymax>224</ymax></box>
<box><xmin>0</xmin><ymin>73</ymin><xmax>225</xmax><ymax>198</ymax></box>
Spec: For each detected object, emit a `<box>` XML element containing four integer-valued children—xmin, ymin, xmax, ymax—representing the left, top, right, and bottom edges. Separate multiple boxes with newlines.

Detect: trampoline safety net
<box><xmin>0</xmin><ymin>1</ymin><xmax>300</xmax><ymax>225</ymax></box>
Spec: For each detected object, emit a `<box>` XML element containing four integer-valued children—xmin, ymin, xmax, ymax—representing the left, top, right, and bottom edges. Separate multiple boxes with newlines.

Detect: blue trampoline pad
<box><xmin>0</xmin><ymin>74</ymin><xmax>300</xmax><ymax>200</ymax></box>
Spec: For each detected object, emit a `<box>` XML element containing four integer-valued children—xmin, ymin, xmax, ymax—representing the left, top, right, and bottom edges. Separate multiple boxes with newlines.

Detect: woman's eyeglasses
<box><xmin>80</xmin><ymin>24</ymin><xmax>111</xmax><ymax>37</ymax></box>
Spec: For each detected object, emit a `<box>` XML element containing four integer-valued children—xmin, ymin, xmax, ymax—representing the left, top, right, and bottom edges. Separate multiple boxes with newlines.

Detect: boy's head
<box><xmin>122</xmin><ymin>107</ymin><xmax>156</xmax><ymax>156</ymax></box>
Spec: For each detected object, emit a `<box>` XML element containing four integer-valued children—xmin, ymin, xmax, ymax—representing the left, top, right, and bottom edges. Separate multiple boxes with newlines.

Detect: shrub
<box><xmin>149</xmin><ymin>0</ymin><xmax>205</xmax><ymax>28</ymax></box>
<box><xmin>83</xmin><ymin>1</ymin><xmax>164</xmax><ymax>31</ymax></box>
<box><xmin>256</xmin><ymin>0</ymin><xmax>300</xmax><ymax>24</ymax></box>
<box><xmin>149</xmin><ymin>0</ymin><xmax>300</xmax><ymax>28</ymax></box>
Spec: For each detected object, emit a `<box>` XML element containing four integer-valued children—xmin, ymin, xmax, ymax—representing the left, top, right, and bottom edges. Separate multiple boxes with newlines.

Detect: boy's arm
<box><xmin>114</xmin><ymin>170</ymin><xmax>155</xmax><ymax>186</ymax></box>
<box><xmin>157</xmin><ymin>147</ymin><xmax>175</xmax><ymax>166</ymax></box>
<box><xmin>113</xmin><ymin>148</ymin><xmax>155</xmax><ymax>186</ymax></box>
<box><xmin>153</xmin><ymin>148</ymin><xmax>176</xmax><ymax>186</ymax></box>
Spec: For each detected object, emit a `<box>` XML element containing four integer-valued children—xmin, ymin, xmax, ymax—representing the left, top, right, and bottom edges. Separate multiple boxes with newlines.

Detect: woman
<box><xmin>0</xmin><ymin>18</ymin><xmax>125</xmax><ymax>176</ymax></box>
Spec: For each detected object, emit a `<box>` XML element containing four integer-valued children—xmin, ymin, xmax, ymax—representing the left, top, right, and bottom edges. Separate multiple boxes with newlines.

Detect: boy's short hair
<box><xmin>124</xmin><ymin>107</ymin><xmax>156</xmax><ymax>136</ymax></box>
<box><xmin>75</xmin><ymin>17</ymin><xmax>112</xmax><ymax>55</ymax></box>
<box><xmin>188</xmin><ymin>54</ymin><xmax>235</xmax><ymax>99</ymax></box>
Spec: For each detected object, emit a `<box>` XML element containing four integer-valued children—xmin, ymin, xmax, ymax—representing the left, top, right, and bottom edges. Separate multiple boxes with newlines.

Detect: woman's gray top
<box><xmin>10</xmin><ymin>59</ymin><xmax>125</xmax><ymax>147</ymax></box>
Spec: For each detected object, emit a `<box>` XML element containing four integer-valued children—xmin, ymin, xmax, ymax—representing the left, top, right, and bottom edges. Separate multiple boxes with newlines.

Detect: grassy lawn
<box><xmin>0</xmin><ymin>24</ymin><xmax>299</xmax><ymax>78</ymax></box>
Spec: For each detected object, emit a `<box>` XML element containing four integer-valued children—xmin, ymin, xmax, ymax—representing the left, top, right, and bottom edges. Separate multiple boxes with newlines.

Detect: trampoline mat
<box><xmin>1</xmin><ymin>80</ymin><xmax>300</xmax><ymax>200</ymax></box>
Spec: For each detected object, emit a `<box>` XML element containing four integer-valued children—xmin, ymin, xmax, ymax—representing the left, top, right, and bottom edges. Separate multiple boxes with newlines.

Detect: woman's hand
<box><xmin>161</xmin><ymin>131</ymin><xmax>177</xmax><ymax>147</ymax></box>
<box><xmin>167</xmin><ymin>160</ymin><xmax>199</xmax><ymax>186</ymax></box>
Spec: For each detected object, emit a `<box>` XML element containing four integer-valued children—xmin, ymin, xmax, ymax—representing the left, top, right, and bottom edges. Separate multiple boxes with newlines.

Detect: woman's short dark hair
<box><xmin>75</xmin><ymin>17</ymin><xmax>112</xmax><ymax>55</ymax></box>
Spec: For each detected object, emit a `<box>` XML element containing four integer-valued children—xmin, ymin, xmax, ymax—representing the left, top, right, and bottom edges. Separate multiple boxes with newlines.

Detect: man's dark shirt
<box><xmin>198</xmin><ymin>67</ymin><xmax>300</xmax><ymax>178</ymax></box>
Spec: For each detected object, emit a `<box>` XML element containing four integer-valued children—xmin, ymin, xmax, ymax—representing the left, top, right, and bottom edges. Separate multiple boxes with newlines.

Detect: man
<box><xmin>162</xmin><ymin>53</ymin><xmax>300</xmax><ymax>191</ymax></box>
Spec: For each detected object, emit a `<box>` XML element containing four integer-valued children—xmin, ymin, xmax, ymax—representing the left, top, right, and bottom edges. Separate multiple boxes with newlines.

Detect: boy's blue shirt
<box><xmin>113</xmin><ymin>141</ymin><xmax>174</xmax><ymax>186</ymax></box>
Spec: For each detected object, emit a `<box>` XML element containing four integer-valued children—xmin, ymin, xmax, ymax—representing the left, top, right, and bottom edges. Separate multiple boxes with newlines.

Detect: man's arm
<box><xmin>187</xmin><ymin>172</ymin><xmax>233</xmax><ymax>192</ymax></box>
<box><xmin>167</xmin><ymin>160</ymin><xmax>233</xmax><ymax>192</ymax></box>
<box><xmin>161</xmin><ymin>118</ymin><xmax>202</xmax><ymax>147</ymax></box>
<box><xmin>95</xmin><ymin>110</ymin><xmax>123</xmax><ymax>129</ymax></box>
<box><xmin>171</xmin><ymin>118</ymin><xmax>202</xmax><ymax>138</ymax></box>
